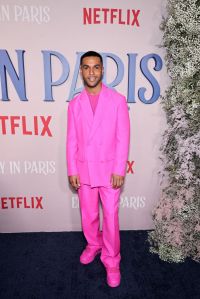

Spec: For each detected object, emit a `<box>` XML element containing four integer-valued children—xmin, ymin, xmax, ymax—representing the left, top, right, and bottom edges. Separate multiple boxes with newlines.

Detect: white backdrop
<box><xmin>0</xmin><ymin>0</ymin><xmax>168</xmax><ymax>232</ymax></box>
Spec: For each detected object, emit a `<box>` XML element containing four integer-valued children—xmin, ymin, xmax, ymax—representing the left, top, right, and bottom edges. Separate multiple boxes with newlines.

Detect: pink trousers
<box><xmin>78</xmin><ymin>184</ymin><xmax>121</xmax><ymax>268</ymax></box>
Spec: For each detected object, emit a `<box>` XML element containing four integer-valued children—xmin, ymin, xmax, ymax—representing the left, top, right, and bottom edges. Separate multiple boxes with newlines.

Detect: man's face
<box><xmin>80</xmin><ymin>56</ymin><xmax>103</xmax><ymax>89</ymax></box>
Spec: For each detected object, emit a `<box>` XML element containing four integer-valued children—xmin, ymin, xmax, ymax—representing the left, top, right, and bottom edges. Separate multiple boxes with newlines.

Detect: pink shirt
<box><xmin>87</xmin><ymin>92</ymin><xmax>100</xmax><ymax>114</ymax></box>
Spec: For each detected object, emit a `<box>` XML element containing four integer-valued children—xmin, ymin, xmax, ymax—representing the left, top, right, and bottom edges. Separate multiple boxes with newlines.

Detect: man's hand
<box><xmin>110</xmin><ymin>173</ymin><xmax>124</xmax><ymax>189</ymax></box>
<box><xmin>69</xmin><ymin>175</ymin><xmax>81</xmax><ymax>190</ymax></box>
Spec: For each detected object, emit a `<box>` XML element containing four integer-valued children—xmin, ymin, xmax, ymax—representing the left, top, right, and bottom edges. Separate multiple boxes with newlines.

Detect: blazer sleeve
<box><xmin>66</xmin><ymin>103</ymin><xmax>78</xmax><ymax>176</ymax></box>
<box><xmin>112</xmin><ymin>97</ymin><xmax>130</xmax><ymax>176</ymax></box>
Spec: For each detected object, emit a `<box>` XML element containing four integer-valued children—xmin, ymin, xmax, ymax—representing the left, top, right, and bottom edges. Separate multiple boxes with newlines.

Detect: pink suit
<box><xmin>66</xmin><ymin>83</ymin><xmax>130</xmax><ymax>268</ymax></box>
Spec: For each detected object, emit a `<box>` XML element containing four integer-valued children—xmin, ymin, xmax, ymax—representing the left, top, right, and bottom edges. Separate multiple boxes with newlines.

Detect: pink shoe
<box><xmin>80</xmin><ymin>246</ymin><xmax>101</xmax><ymax>264</ymax></box>
<box><xmin>106</xmin><ymin>267</ymin><xmax>121</xmax><ymax>287</ymax></box>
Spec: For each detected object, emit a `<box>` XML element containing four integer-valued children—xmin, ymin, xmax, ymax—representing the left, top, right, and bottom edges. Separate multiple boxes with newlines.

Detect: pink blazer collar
<box><xmin>79</xmin><ymin>83</ymin><xmax>110</xmax><ymax>141</ymax></box>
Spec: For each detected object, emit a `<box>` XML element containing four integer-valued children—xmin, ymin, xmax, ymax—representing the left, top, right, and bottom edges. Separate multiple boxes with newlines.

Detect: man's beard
<box><xmin>83</xmin><ymin>75</ymin><xmax>103</xmax><ymax>89</ymax></box>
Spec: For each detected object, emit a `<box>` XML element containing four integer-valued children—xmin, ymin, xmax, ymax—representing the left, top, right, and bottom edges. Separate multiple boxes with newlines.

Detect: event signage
<box><xmin>0</xmin><ymin>50</ymin><xmax>163</xmax><ymax>103</ymax></box>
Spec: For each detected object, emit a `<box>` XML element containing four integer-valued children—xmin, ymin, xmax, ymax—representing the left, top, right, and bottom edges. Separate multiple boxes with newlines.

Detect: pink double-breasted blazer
<box><xmin>66</xmin><ymin>84</ymin><xmax>130</xmax><ymax>187</ymax></box>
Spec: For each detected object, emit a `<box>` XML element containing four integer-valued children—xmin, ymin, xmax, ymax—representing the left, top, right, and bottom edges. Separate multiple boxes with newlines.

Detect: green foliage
<box><xmin>148</xmin><ymin>0</ymin><xmax>200</xmax><ymax>263</ymax></box>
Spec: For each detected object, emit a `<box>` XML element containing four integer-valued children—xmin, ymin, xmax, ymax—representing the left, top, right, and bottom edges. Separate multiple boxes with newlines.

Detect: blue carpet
<box><xmin>0</xmin><ymin>230</ymin><xmax>199</xmax><ymax>299</ymax></box>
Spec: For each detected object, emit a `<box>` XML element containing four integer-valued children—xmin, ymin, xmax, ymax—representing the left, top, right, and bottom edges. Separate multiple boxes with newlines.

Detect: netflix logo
<box><xmin>127</xmin><ymin>160</ymin><xmax>134</xmax><ymax>174</ymax></box>
<box><xmin>83</xmin><ymin>8</ymin><xmax>140</xmax><ymax>27</ymax></box>
<box><xmin>0</xmin><ymin>115</ymin><xmax>53</xmax><ymax>137</ymax></box>
<box><xmin>0</xmin><ymin>196</ymin><xmax>44</xmax><ymax>209</ymax></box>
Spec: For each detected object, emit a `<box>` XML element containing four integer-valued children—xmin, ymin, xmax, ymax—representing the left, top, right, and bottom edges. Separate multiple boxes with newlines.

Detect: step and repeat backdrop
<box><xmin>0</xmin><ymin>0</ymin><xmax>168</xmax><ymax>232</ymax></box>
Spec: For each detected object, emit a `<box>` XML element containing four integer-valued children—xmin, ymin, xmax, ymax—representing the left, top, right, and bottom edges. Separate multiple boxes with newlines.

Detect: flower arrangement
<box><xmin>148</xmin><ymin>0</ymin><xmax>200</xmax><ymax>263</ymax></box>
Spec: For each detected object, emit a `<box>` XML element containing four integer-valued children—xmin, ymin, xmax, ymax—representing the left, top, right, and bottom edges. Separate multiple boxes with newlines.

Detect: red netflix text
<box><xmin>1</xmin><ymin>196</ymin><xmax>44</xmax><ymax>209</ymax></box>
<box><xmin>83</xmin><ymin>8</ymin><xmax>140</xmax><ymax>26</ymax></box>
<box><xmin>0</xmin><ymin>115</ymin><xmax>53</xmax><ymax>137</ymax></box>
<box><xmin>127</xmin><ymin>160</ymin><xmax>134</xmax><ymax>174</ymax></box>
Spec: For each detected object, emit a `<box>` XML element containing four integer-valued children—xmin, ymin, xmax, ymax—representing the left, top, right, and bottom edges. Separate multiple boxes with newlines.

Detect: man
<box><xmin>66</xmin><ymin>51</ymin><xmax>130</xmax><ymax>287</ymax></box>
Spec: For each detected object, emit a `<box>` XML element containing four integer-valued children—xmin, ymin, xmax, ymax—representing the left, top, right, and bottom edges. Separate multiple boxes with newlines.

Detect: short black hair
<box><xmin>80</xmin><ymin>51</ymin><xmax>103</xmax><ymax>65</ymax></box>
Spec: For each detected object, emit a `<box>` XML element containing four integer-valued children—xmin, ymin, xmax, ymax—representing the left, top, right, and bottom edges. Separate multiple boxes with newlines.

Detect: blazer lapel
<box><xmin>79</xmin><ymin>84</ymin><xmax>109</xmax><ymax>141</ymax></box>
<box><xmin>79</xmin><ymin>89</ymin><xmax>94</xmax><ymax>128</ymax></box>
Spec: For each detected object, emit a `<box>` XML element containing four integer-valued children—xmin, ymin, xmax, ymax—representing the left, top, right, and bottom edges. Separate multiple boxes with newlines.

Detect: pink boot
<box><xmin>80</xmin><ymin>246</ymin><xmax>101</xmax><ymax>264</ymax></box>
<box><xmin>106</xmin><ymin>267</ymin><xmax>121</xmax><ymax>287</ymax></box>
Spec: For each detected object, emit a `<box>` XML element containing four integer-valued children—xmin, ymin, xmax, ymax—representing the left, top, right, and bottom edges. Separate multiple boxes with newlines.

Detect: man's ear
<box><xmin>102</xmin><ymin>66</ymin><xmax>104</xmax><ymax>76</ymax></box>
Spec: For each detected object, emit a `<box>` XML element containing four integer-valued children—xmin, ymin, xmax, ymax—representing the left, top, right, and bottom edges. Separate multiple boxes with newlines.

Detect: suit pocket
<box><xmin>100</xmin><ymin>155</ymin><xmax>115</xmax><ymax>162</ymax></box>
<box><xmin>77</xmin><ymin>152</ymin><xmax>85</xmax><ymax>162</ymax></box>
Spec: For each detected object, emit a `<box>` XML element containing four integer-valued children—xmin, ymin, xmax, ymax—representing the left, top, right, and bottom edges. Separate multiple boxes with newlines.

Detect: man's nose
<box><xmin>89</xmin><ymin>67</ymin><xmax>94</xmax><ymax>75</ymax></box>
